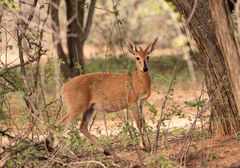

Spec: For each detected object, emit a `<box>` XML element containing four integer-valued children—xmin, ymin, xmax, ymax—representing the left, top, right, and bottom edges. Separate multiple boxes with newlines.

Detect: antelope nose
<box><xmin>143</xmin><ymin>67</ymin><xmax>148</xmax><ymax>72</ymax></box>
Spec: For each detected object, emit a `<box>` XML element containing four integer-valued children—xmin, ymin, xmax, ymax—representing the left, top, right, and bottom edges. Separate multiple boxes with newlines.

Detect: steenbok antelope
<box><xmin>58</xmin><ymin>37</ymin><xmax>158</xmax><ymax>154</ymax></box>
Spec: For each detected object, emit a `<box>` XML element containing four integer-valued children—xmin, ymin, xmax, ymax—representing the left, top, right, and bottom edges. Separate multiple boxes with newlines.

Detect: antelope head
<box><xmin>127</xmin><ymin>37</ymin><xmax>158</xmax><ymax>73</ymax></box>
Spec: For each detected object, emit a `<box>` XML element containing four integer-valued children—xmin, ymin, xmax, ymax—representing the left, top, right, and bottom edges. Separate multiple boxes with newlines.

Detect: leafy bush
<box><xmin>148</xmin><ymin>154</ymin><xmax>175</xmax><ymax>168</ymax></box>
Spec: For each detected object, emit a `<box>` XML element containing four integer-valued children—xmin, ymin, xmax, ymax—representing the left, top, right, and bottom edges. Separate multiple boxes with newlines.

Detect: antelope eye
<box><xmin>146</xmin><ymin>56</ymin><xmax>149</xmax><ymax>60</ymax></box>
<box><xmin>136</xmin><ymin>57</ymin><xmax>140</xmax><ymax>60</ymax></box>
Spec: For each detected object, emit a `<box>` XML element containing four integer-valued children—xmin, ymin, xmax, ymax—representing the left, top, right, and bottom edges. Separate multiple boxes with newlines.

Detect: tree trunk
<box><xmin>208</xmin><ymin>0</ymin><xmax>240</xmax><ymax>113</ymax></box>
<box><xmin>50</xmin><ymin>0</ymin><xmax>71</xmax><ymax>79</ymax></box>
<box><xmin>170</xmin><ymin>0</ymin><xmax>240</xmax><ymax>134</ymax></box>
<box><xmin>65</xmin><ymin>0</ymin><xmax>85</xmax><ymax>77</ymax></box>
<box><xmin>50</xmin><ymin>0</ymin><xmax>96</xmax><ymax>78</ymax></box>
<box><xmin>0</xmin><ymin>4</ymin><xmax>3</xmax><ymax>56</ymax></box>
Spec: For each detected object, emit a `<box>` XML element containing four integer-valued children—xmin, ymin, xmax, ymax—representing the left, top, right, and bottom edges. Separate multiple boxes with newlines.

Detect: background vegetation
<box><xmin>0</xmin><ymin>0</ymin><xmax>240</xmax><ymax>167</ymax></box>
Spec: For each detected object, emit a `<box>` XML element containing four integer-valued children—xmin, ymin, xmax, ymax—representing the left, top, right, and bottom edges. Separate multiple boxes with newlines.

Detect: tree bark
<box><xmin>0</xmin><ymin>4</ymin><xmax>3</xmax><ymax>56</ymax></box>
<box><xmin>208</xmin><ymin>0</ymin><xmax>240</xmax><ymax>113</ymax></box>
<box><xmin>65</xmin><ymin>0</ymin><xmax>85</xmax><ymax>77</ymax></box>
<box><xmin>65</xmin><ymin>0</ymin><xmax>96</xmax><ymax>77</ymax></box>
<box><xmin>50</xmin><ymin>0</ymin><xmax>71</xmax><ymax>79</ymax></box>
<box><xmin>170</xmin><ymin>0</ymin><xmax>240</xmax><ymax>134</ymax></box>
<box><xmin>50</xmin><ymin>0</ymin><xmax>96</xmax><ymax>78</ymax></box>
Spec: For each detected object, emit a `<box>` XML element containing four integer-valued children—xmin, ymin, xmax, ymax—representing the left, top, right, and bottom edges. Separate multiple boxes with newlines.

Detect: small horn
<box><xmin>135</xmin><ymin>45</ymin><xmax>139</xmax><ymax>52</ymax></box>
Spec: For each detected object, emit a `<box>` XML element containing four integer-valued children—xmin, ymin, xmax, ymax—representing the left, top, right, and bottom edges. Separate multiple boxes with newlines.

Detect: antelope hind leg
<box><xmin>80</xmin><ymin>107</ymin><xmax>112</xmax><ymax>155</ymax></box>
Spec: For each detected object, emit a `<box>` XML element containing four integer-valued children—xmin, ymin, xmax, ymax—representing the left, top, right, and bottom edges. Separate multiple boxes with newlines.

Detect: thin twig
<box><xmin>152</xmin><ymin>55</ymin><xmax>182</xmax><ymax>154</ymax></box>
<box><xmin>178</xmin><ymin>81</ymin><xmax>209</xmax><ymax>164</ymax></box>
<box><xmin>0</xmin><ymin>129</ymin><xmax>14</xmax><ymax>140</ymax></box>
<box><xmin>187</xmin><ymin>0</ymin><xmax>198</xmax><ymax>24</ymax></box>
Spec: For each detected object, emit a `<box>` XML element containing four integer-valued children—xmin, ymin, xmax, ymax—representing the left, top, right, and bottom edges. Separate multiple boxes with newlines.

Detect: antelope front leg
<box><xmin>138</xmin><ymin>100</ymin><xmax>151</xmax><ymax>150</ymax></box>
<box><xmin>132</xmin><ymin>101</ymin><xmax>149</xmax><ymax>151</ymax></box>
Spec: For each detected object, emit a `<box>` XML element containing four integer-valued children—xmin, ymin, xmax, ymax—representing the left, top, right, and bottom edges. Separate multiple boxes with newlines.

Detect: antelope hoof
<box><xmin>98</xmin><ymin>146</ymin><xmax>112</xmax><ymax>155</ymax></box>
<box><xmin>46</xmin><ymin>139</ymin><xmax>54</xmax><ymax>152</ymax></box>
<box><xmin>103</xmin><ymin>149</ymin><xmax>111</xmax><ymax>156</ymax></box>
<box><xmin>52</xmin><ymin>138</ymin><xmax>60</xmax><ymax>149</ymax></box>
<box><xmin>142</xmin><ymin>145</ymin><xmax>151</xmax><ymax>153</ymax></box>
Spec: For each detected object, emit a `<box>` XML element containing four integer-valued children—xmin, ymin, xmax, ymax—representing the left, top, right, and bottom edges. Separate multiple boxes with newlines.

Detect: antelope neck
<box><xmin>132</xmin><ymin>70</ymin><xmax>151</xmax><ymax>87</ymax></box>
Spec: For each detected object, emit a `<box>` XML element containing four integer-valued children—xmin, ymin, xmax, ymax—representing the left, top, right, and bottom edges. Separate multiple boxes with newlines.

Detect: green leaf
<box><xmin>172</xmin><ymin>35</ymin><xmax>188</xmax><ymax>48</ymax></box>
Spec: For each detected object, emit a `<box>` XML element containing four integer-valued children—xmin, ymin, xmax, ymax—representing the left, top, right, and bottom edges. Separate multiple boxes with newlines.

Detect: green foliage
<box><xmin>67</xmin><ymin>130</ymin><xmax>90</xmax><ymax>152</ymax></box>
<box><xmin>150</xmin><ymin>55</ymin><xmax>181</xmax><ymax>73</ymax></box>
<box><xmin>0</xmin><ymin>108</ymin><xmax>7</xmax><ymax>121</ymax></box>
<box><xmin>85</xmin><ymin>54</ymin><xmax>202</xmax><ymax>87</ymax></box>
<box><xmin>172</xmin><ymin>106</ymin><xmax>185</xmax><ymax>118</ymax></box>
<box><xmin>145</xmin><ymin>101</ymin><xmax>158</xmax><ymax>122</ymax></box>
<box><xmin>172</xmin><ymin>35</ymin><xmax>188</xmax><ymax>48</ymax></box>
<box><xmin>98</xmin><ymin>136</ymin><xmax>113</xmax><ymax>145</ymax></box>
<box><xmin>171</xmin><ymin>128</ymin><xmax>186</xmax><ymax>137</ymax></box>
<box><xmin>74</xmin><ymin>62</ymin><xmax>84</xmax><ymax>75</ymax></box>
<box><xmin>118</xmin><ymin>120</ymin><xmax>140</xmax><ymax>147</ymax></box>
<box><xmin>52</xmin><ymin>124</ymin><xmax>64</xmax><ymax>133</ymax></box>
<box><xmin>6</xmin><ymin>140</ymin><xmax>48</xmax><ymax>167</ymax></box>
<box><xmin>1</xmin><ymin>0</ymin><xmax>17</xmax><ymax>10</ymax></box>
<box><xmin>86</xmin><ymin>54</ymin><xmax>132</xmax><ymax>73</ymax></box>
<box><xmin>234</xmin><ymin>135</ymin><xmax>240</xmax><ymax>142</ymax></box>
<box><xmin>190</xmin><ymin>130</ymin><xmax>210</xmax><ymax>139</ymax></box>
<box><xmin>210</xmin><ymin>153</ymin><xmax>219</xmax><ymax>160</ymax></box>
<box><xmin>0</xmin><ymin>69</ymin><xmax>25</xmax><ymax>92</ymax></box>
<box><xmin>184</xmin><ymin>98</ymin><xmax>208</xmax><ymax>108</ymax></box>
<box><xmin>148</xmin><ymin>154</ymin><xmax>175</xmax><ymax>168</ymax></box>
<box><xmin>43</xmin><ymin>58</ymin><xmax>56</xmax><ymax>87</ymax></box>
<box><xmin>144</xmin><ymin>123</ymin><xmax>155</xmax><ymax>137</ymax></box>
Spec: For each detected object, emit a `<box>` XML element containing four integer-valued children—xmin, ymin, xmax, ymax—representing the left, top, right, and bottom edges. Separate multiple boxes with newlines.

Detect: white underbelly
<box><xmin>93</xmin><ymin>103</ymin><xmax>118</xmax><ymax>113</ymax></box>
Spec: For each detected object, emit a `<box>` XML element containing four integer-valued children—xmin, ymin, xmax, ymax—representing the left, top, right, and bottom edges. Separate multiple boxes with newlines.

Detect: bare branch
<box><xmin>82</xmin><ymin>0</ymin><xmax>96</xmax><ymax>41</ymax></box>
<box><xmin>187</xmin><ymin>0</ymin><xmax>198</xmax><ymax>24</ymax></box>
<box><xmin>0</xmin><ymin>129</ymin><xmax>14</xmax><ymax>140</ymax></box>
<box><xmin>50</xmin><ymin>0</ymin><xmax>71</xmax><ymax>78</ymax></box>
<box><xmin>20</xmin><ymin>0</ymin><xmax>38</xmax><ymax>34</ymax></box>
<box><xmin>0</xmin><ymin>51</ymin><xmax>45</xmax><ymax>76</ymax></box>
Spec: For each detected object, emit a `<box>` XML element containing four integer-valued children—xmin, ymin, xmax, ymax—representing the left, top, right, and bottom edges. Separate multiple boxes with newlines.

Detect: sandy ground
<box><xmin>114</xmin><ymin>135</ymin><xmax>240</xmax><ymax>167</ymax></box>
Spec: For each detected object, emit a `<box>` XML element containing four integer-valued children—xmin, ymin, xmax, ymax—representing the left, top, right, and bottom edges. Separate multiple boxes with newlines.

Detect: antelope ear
<box><xmin>145</xmin><ymin>37</ymin><xmax>158</xmax><ymax>54</ymax></box>
<box><xmin>126</xmin><ymin>40</ymin><xmax>137</xmax><ymax>55</ymax></box>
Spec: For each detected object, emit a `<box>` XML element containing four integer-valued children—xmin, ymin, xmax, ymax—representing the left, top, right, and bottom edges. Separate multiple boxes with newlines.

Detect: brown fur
<box><xmin>58</xmin><ymin>38</ymin><xmax>158</xmax><ymax>152</ymax></box>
